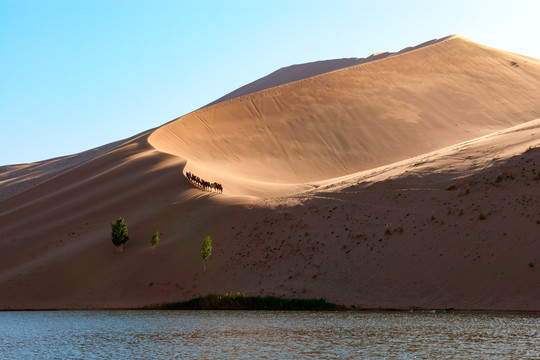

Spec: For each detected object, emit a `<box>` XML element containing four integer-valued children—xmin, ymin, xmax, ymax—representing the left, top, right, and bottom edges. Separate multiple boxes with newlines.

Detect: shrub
<box><xmin>496</xmin><ymin>170</ymin><xmax>504</xmax><ymax>183</ymax></box>
<box><xmin>111</xmin><ymin>217</ymin><xmax>129</xmax><ymax>252</ymax></box>
<box><xmin>201</xmin><ymin>235</ymin><xmax>212</xmax><ymax>272</ymax></box>
<box><xmin>153</xmin><ymin>293</ymin><xmax>339</xmax><ymax>310</ymax></box>
<box><xmin>150</xmin><ymin>231</ymin><xmax>160</xmax><ymax>254</ymax></box>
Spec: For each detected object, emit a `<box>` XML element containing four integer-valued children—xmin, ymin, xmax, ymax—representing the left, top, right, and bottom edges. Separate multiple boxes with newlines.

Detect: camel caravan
<box><xmin>185</xmin><ymin>171</ymin><xmax>223</xmax><ymax>193</ymax></box>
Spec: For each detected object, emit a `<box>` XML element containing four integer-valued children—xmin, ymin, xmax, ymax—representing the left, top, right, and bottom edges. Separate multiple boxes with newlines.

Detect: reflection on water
<box><xmin>1</xmin><ymin>310</ymin><xmax>539</xmax><ymax>359</ymax></box>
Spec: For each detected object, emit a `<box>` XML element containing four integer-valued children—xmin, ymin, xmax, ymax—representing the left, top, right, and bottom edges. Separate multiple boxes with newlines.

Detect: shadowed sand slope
<box><xmin>0</xmin><ymin>136</ymin><xmax>134</xmax><ymax>201</ymax></box>
<box><xmin>149</xmin><ymin>35</ymin><xmax>540</xmax><ymax>188</ymax></box>
<box><xmin>0</xmin><ymin>133</ymin><xmax>245</xmax><ymax>309</ymax></box>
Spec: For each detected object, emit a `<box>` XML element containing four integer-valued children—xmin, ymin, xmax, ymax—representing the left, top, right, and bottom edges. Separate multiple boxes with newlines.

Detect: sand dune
<box><xmin>1</xmin><ymin>35</ymin><xmax>540</xmax><ymax>311</ymax></box>
<box><xmin>149</xmin><ymin>35</ymin><xmax>540</xmax><ymax>190</ymax></box>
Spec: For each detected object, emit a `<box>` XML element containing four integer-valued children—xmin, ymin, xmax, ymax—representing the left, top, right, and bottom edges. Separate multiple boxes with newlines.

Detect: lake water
<box><xmin>0</xmin><ymin>310</ymin><xmax>538</xmax><ymax>359</ymax></box>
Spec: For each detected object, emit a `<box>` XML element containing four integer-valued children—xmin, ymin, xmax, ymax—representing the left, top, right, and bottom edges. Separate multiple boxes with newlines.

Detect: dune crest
<box><xmin>204</xmin><ymin>35</ymin><xmax>457</xmax><ymax>108</ymax></box>
<box><xmin>149</xmin><ymin>35</ymin><xmax>540</xmax><ymax>195</ymax></box>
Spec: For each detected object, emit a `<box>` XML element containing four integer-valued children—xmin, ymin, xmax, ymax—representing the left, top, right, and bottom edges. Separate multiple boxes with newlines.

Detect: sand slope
<box><xmin>207</xmin><ymin>119</ymin><xmax>540</xmax><ymax>311</ymax></box>
<box><xmin>204</xmin><ymin>35</ymin><xmax>455</xmax><ymax>108</ymax></box>
<box><xmin>1</xmin><ymin>35</ymin><xmax>540</xmax><ymax>310</ymax></box>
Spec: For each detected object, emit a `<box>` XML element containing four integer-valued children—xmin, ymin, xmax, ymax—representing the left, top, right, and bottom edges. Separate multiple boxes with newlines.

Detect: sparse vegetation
<box><xmin>465</xmin><ymin>183</ymin><xmax>471</xmax><ymax>194</ymax></box>
<box><xmin>201</xmin><ymin>235</ymin><xmax>212</xmax><ymax>272</ymax></box>
<box><xmin>111</xmin><ymin>217</ymin><xmax>129</xmax><ymax>252</ymax></box>
<box><xmin>496</xmin><ymin>169</ymin><xmax>504</xmax><ymax>183</ymax></box>
<box><xmin>150</xmin><ymin>293</ymin><xmax>340</xmax><ymax>310</ymax></box>
<box><xmin>478</xmin><ymin>212</ymin><xmax>486</xmax><ymax>220</ymax></box>
<box><xmin>150</xmin><ymin>231</ymin><xmax>160</xmax><ymax>255</ymax></box>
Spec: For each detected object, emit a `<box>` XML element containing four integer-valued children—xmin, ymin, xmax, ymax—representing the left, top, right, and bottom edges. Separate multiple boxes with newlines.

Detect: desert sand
<box><xmin>0</xmin><ymin>35</ymin><xmax>539</xmax><ymax>311</ymax></box>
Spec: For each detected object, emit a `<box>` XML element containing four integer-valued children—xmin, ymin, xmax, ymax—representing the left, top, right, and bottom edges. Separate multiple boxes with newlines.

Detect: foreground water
<box><xmin>0</xmin><ymin>310</ymin><xmax>538</xmax><ymax>359</ymax></box>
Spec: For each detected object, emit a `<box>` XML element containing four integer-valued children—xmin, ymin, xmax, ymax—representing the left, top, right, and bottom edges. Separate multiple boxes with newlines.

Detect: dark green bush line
<box><xmin>147</xmin><ymin>293</ymin><xmax>340</xmax><ymax>311</ymax></box>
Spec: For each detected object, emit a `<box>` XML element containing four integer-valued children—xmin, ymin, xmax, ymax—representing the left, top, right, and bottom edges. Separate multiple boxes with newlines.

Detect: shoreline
<box><xmin>3</xmin><ymin>295</ymin><xmax>540</xmax><ymax>315</ymax></box>
<box><xmin>3</xmin><ymin>308</ymin><xmax>540</xmax><ymax>315</ymax></box>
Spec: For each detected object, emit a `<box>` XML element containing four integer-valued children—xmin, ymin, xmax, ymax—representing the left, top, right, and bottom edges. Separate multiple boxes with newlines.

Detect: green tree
<box><xmin>150</xmin><ymin>231</ymin><xmax>160</xmax><ymax>255</ymax></box>
<box><xmin>111</xmin><ymin>217</ymin><xmax>129</xmax><ymax>252</ymax></box>
<box><xmin>201</xmin><ymin>235</ymin><xmax>212</xmax><ymax>272</ymax></box>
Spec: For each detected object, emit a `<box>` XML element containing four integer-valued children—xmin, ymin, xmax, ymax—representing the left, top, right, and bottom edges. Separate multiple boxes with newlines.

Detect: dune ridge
<box><xmin>204</xmin><ymin>35</ymin><xmax>457</xmax><ymax>108</ymax></box>
<box><xmin>1</xmin><ymin>35</ymin><xmax>540</xmax><ymax>311</ymax></box>
<box><xmin>0</xmin><ymin>131</ymin><xmax>153</xmax><ymax>202</ymax></box>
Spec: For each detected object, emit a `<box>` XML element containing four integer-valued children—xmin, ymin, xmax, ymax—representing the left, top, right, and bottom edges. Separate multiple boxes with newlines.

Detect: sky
<box><xmin>1</xmin><ymin>0</ymin><xmax>540</xmax><ymax>166</ymax></box>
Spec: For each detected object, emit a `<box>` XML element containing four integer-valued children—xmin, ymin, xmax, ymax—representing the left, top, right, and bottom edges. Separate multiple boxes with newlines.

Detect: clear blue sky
<box><xmin>1</xmin><ymin>0</ymin><xmax>539</xmax><ymax>165</ymax></box>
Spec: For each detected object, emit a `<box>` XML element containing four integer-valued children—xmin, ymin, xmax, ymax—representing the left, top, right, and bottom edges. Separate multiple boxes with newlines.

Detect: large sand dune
<box><xmin>1</xmin><ymin>35</ymin><xmax>539</xmax><ymax>311</ymax></box>
<box><xmin>149</xmin><ymin>35</ymin><xmax>540</xmax><ymax>188</ymax></box>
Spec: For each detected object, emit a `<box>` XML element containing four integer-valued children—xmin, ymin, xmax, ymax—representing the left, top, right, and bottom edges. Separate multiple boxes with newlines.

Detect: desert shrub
<box><xmin>111</xmin><ymin>217</ymin><xmax>129</xmax><ymax>252</ymax></box>
<box><xmin>201</xmin><ymin>235</ymin><xmax>212</xmax><ymax>272</ymax></box>
<box><xmin>153</xmin><ymin>293</ymin><xmax>339</xmax><ymax>310</ymax></box>
<box><xmin>496</xmin><ymin>170</ymin><xmax>504</xmax><ymax>183</ymax></box>
<box><xmin>150</xmin><ymin>231</ymin><xmax>160</xmax><ymax>254</ymax></box>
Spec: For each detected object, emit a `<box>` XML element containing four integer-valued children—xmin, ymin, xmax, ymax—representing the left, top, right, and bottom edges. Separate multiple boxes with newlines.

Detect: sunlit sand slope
<box><xmin>204</xmin><ymin>35</ymin><xmax>455</xmax><ymax>107</ymax></box>
<box><xmin>149</xmin><ymin>35</ymin><xmax>540</xmax><ymax>187</ymax></box>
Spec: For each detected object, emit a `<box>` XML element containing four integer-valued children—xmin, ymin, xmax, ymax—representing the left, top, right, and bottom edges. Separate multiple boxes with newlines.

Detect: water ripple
<box><xmin>0</xmin><ymin>311</ymin><xmax>539</xmax><ymax>359</ymax></box>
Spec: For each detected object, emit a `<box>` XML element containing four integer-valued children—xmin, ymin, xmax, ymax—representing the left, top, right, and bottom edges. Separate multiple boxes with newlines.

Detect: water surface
<box><xmin>1</xmin><ymin>311</ymin><xmax>538</xmax><ymax>359</ymax></box>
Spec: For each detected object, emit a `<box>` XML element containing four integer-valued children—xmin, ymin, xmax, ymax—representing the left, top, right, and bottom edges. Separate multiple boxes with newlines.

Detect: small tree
<box><xmin>201</xmin><ymin>235</ymin><xmax>212</xmax><ymax>272</ymax></box>
<box><xmin>150</xmin><ymin>231</ymin><xmax>160</xmax><ymax>255</ymax></box>
<box><xmin>111</xmin><ymin>217</ymin><xmax>129</xmax><ymax>252</ymax></box>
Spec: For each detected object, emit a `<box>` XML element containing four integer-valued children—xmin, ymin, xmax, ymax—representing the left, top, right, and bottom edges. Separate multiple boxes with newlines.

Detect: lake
<box><xmin>1</xmin><ymin>310</ymin><xmax>538</xmax><ymax>359</ymax></box>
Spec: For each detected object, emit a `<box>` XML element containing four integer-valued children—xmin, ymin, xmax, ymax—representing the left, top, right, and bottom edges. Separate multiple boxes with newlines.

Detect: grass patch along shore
<box><xmin>146</xmin><ymin>293</ymin><xmax>341</xmax><ymax>311</ymax></box>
